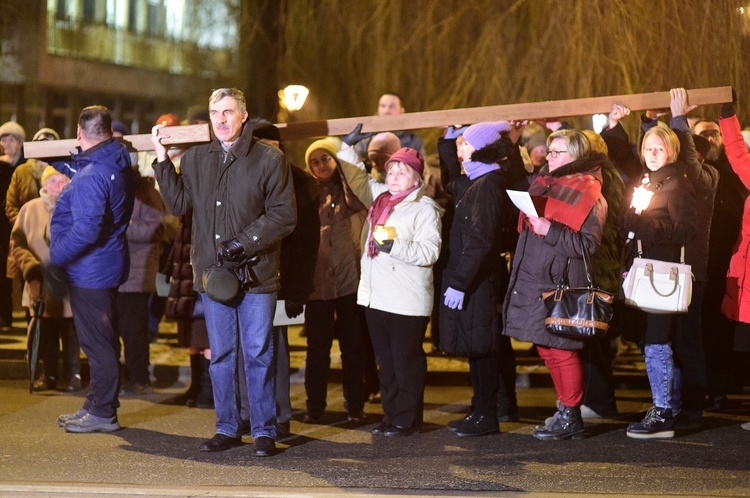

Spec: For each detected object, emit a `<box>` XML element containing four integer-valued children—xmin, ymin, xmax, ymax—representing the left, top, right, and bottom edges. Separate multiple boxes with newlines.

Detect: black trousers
<box><xmin>69</xmin><ymin>286</ymin><xmax>120</xmax><ymax>418</ymax></box>
<box><xmin>470</xmin><ymin>354</ymin><xmax>500</xmax><ymax>417</ymax></box>
<box><xmin>496</xmin><ymin>334</ymin><xmax>518</xmax><ymax>416</ymax></box>
<box><xmin>116</xmin><ymin>292</ymin><xmax>151</xmax><ymax>385</ymax></box>
<box><xmin>305</xmin><ymin>294</ymin><xmax>367</xmax><ymax>414</ymax></box>
<box><xmin>365</xmin><ymin>307</ymin><xmax>428</xmax><ymax>429</ymax></box>
<box><xmin>40</xmin><ymin>317</ymin><xmax>80</xmax><ymax>379</ymax></box>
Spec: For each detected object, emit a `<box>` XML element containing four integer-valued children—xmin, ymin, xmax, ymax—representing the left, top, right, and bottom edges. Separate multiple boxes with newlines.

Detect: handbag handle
<box><xmin>556</xmin><ymin>232</ymin><xmax>598</xmax><ymax>289</ymax></box>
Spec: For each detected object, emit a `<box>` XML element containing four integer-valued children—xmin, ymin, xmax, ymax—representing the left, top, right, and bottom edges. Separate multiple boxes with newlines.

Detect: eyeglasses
<box><xmin>546</xmin><ymin>149</ymin><xmax>568</xmax><ymax>158</ymax></box>
<box><xmin>309</xmin><ymin>155</ymin><xmax>333</xmax><ymax>168</ymax></box>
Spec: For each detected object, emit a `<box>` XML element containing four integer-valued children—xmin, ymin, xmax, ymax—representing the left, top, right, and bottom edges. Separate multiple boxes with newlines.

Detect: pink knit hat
<box><xmin>386</xmin><ymin>147</ymin><xmax>424</xmax><ymax>178</ymax></box>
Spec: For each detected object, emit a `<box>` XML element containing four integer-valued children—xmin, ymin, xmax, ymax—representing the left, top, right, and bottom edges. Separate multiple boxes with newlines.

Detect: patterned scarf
<box><xmin>520</xmin><ymin>171</ymin><xmax>602</xmax><ymax>233</ymax></box>
<box><xmin>366</xmin><ymin>186</ymin><xmax>419</xmax><ymax>257</ymax></box>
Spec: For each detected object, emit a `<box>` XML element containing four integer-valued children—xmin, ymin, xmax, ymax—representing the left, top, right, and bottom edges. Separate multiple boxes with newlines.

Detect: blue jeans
<box><xmin>201</xmin><ymin>292</ymin><xmax>277</xmax><ymax>439</ymax></box>
<box><xmin>644</xmin><ymin>343</ymin><xmax>674</xmax><ymax>410</ymax></box>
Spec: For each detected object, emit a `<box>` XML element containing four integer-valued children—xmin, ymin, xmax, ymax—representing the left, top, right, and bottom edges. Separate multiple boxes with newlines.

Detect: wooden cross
<box><xmin>23</xmin><ymin>87</ymin><xmax>732</xmax><ymax>158</ymax></box>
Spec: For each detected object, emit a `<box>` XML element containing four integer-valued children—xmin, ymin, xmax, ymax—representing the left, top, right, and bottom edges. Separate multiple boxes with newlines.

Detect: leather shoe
<box><xmin>371</xmin><ymin>422</ymin><xmax>390</xmax><ymax>436</ymax></box>
<box><xmin>253</xmin><ymin>436</ymin><xmax>276</xmax><ymax>457</ymax></box>
<box><xmin>383</xmin><ymin>425</ymin><xmax>415</xmax><ymax>437</ymax></box>
<box><xmin>453</xmin><ymin>414</ymin><xmax>499</xmax><ymax>437</ymax></box>
<box><xmin>199</xmin><ymin>433</ymin><xmax>242</xmax><ymax>452</ymax></box>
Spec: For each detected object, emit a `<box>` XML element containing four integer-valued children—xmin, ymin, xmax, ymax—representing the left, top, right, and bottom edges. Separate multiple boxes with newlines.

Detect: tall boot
<box><xmin>533</xmin><ymin>405</ymin><xmax>584</xmax><ymax>441</ymax></box>
<box><xmin>195</xmin><ymin>355</ymin><xmax>214</xmax><ymax>409</ymax></box>
<box><xmin>184</xmin><ymin>353</ymin><xmax>202</xmax><ymax>407</ymax></box>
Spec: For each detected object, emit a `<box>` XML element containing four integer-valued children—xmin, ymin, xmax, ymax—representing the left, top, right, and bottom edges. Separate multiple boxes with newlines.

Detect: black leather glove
<box><xmin>374</xmin><ymin>239</ymin><xmax>394</xmax><ymax>254</ymax></box>
<box><xmin>217</xmin><ymin>238</ymin><xmax>245</xmax><ymax>266</ymax></box>
<box><xmin>721</xmin><ymin>88</ymin><xmax>737</xmax><ymax>119</ymax></box>
<box><xmin>285</xmin><ymin>300</ymin><xmax>304</xmax><ymax>319</ymax></box>
<box><xmin>24</xmin><ymin>264</ymin><xmax>43</xmax><ymax>283</ymax></box>
<box><xmin>342</xmin><ymin>123</ymin><xmax>375</xmax><ymax>146</ymax></box>
<box><xmin>621</xmin><ymin>209</ymin><xmax>643</xmax><ymax>232</ymax></box>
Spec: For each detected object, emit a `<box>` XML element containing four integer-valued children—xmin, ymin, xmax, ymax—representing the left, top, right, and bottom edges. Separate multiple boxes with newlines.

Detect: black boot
<box><xmin>533</xmin><ymin>405</ymin><xmax>584</xmax><ymax>441</ymax></box>
<box><xmin>195</xmin><ymin>355</ymin><xmax>214</xmax><ymax>409</ymax></box>
<box><xmin>184</xmin><ymin>353</ymin><xmax>202</xmax><ymax>407</ymax></box>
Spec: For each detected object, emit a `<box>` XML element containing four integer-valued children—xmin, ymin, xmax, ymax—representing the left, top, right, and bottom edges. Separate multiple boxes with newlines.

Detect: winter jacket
<box><xmin>280</xmin><ymin>164</ymin><xmax>320</xmax><ymax>303</ymax></box>
<box><xmin>720</xmin><ymin>114</ymin><xmax>750</xmax><ymax>322</ymax></box>
<box><xmin>165</xmin><ymin>210</ymin><xmax>197</xmax><ymax>320</ymax></box>
<box><xmin>503</xmin><ymin>155</ymin><xmax>608</xmax><ymax>351</ymax></box>
<box><xmin>118</xmin><ymin>176</ymin><xmax>165</xmax><ymax>293</ymax></box>
<box><xmin>619</xmin><ymin>162</ymin><xmax>697</xmax><ymax>266</ymax></box>
<box><xmin>5</xmin><ymin>158</ymin><xmax>45</xmax><ymax>226</ymax></box>
<box><xmin>357</xmin><ymin>184</ymin><xmax>442</xmax><ymax>316</ymax></box>
<box><xmin>153</xmin><ymin>122</ymin><xmax>296</xmax><ymax>294</ymax></box>
<box><xmin>9</xmin><ymin>194</ymin><xmax>72</xmax><ymax>317</ymax></box>
<box><xmin>439</xmin><ymin>168</ymin><xmax>516</xmax><ymax>357</ymax></box>
<box><xmin>50</xmin><ymin>138</ymin><xmax>137</xmax><ymax>289</ymax></box>
<box><xmin>307</xmin><ymin>158</ymin><xmax>371</xmax><ymax>301</ymax></box>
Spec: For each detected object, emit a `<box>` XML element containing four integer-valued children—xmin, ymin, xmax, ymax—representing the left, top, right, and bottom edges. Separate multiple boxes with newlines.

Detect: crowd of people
<box><xmin>1</xmin><ymin>87</ymin><xmax>749</xmax><ymax>457</ymax></box>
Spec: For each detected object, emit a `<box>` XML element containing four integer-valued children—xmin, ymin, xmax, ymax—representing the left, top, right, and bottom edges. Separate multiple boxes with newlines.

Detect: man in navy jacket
<box><xmin>51</xmin><ymin>105</ymin><xmax>136</xmax><ymax>433</ymax></box>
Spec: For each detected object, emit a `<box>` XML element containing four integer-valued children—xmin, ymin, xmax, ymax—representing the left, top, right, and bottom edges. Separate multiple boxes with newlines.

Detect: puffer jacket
<box><xmin>153</xmin><ymin>122</ymin><xmax>296</xmax><ymax>293</ymax></box>
<box><xmin>50</xmin><ymin>138</ymin><xmax>137</xmax><ymax>289</ymax></box>
<box><xmin>357</xmin><ymin>184</ymin><xmax>442</xmax><ymax>316</ymax></box>
<box><xmin>720</xmin><ymin>114</ymin><xmax>750</xmax><ymax>322</ymax></box>
<box><xmin>503</xmin><ymin>155</ymin><xmax>608</xmax><ymax>351</ymax></box>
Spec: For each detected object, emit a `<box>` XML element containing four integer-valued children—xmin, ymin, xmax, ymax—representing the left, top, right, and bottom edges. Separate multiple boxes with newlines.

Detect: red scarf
<box><xmin>519</xmin><ymin>172</ymin><xmax>601</xmax><ymax>232</ymax></box>
<box><xmin>366</xmin><ymin>186</ymin><xmax>419</xmax><ymax>257</ymax></box>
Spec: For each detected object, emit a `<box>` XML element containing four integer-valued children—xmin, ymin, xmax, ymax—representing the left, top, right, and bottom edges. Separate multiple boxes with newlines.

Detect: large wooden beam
<box><xmin>277</xmin><ymin>86</ymin><xmax>733</xmax><ymax>141</ymax></box>
<box><xmin>23</xmin><ymin>124</ymin><xmax>211</xmax><ymax>159</ymax></box>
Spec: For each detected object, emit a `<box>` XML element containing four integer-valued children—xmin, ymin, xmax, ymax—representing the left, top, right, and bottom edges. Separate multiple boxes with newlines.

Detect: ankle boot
<box><xmin>533</xmin><ymin>404</ymin><xmax>584</xmax><ymax>441</ymax></box>
<box><xmin>184</xmin><ymin>353</ymin><xmax>202</xmax><ymax>406</ymax></box>
<box><xmin>195</xmin><ymin>356</ymin><xmax>214</xmax><ymax>409</ymax></box>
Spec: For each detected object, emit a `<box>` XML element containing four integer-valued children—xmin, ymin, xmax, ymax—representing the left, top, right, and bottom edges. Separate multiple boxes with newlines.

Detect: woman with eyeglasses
<box><xmin>619</xmin><ymin>90</ymin><xmax>698</xmax><ymax>439</ymax></box>
<box><xmin>503</xmin><ymin>128</ymin><xmax>608</xmax><ymax>440</ymax></box>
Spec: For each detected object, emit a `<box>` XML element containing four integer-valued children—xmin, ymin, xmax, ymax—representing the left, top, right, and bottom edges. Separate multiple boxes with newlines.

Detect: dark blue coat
<box><xmin>50</xmin><ymin>138</ymin><xmax>136</xmax><ymax>289</ymax></box>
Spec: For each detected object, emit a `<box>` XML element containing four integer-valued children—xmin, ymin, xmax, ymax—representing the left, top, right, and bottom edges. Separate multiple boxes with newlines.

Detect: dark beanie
<box><xmin>386</xmin><ymin>147</ymin><xmax>425</xmax><ymax>178</ymax></box>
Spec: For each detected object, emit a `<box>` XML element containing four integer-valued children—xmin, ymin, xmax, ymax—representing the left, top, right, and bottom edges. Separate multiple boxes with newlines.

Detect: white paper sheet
<box><xmin>274</xmin><ymin>300</ymin><xmax>306</xmax><ymax>326</ymax></box>
<box><xmin>507</xmin><ymin>190</ymin><xmax>539</xmax><ymax>217</ymax></box>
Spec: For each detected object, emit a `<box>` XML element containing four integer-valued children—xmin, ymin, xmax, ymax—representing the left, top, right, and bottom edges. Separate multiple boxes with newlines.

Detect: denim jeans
<box><xmin>201</xmin><ymin>292</ymin><xmax>277</xmax><ymax>439</ymax></box>
<box><xmin>644</xmin><ymin>343</ymin><xmax>674</xmax><ymax>410</ymax></box>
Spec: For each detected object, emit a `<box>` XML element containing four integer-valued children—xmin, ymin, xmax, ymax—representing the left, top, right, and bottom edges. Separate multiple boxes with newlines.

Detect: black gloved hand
<box><xmin>285</xmin><ymin>300</ymin><xmax>304</xmax><ymax>319</ymax></box>
<box><xmin>342</xmin><ymin>123</ymin><xmax>376</xmax><ymax>146</ymax></box>
<box><xmin>374</xmin><ymin>239</ymin><xmax>394</xmax><ymax>254</ymax></box>
<box><xmin>721</xmin><ymin>88</ymin><xmax>738</xmax><ymax>119</ymax></box>
<box><xmin>24</xmin><ymin>264</ymin><xmax>43</xmax><ymax>283</ymax></box>
<box><xmin>217</xmin><ymin>238</ymin><xmax>245</xmax><ymax>266</ymax></box>
<box><xmin>621</xmin><ymin>209</ymin><xmax>643</xmax><ymax>232</ymax></box>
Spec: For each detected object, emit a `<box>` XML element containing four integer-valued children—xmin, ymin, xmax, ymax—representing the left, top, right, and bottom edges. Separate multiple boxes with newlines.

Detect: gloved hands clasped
<box><xmin>217</xmin><ymin>238</ymin><xmax>246</xmax><ymax>266</ymax></box>
<box><xmin>444</xmin><ymin>287</ymin><xmax>465</xmax><ymax>310</ymax></box>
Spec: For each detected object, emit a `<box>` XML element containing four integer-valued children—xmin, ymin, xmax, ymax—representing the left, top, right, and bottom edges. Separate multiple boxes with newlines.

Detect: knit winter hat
<box><xmin>252</xmin><ymin>121</ymin><xmax>281</xmax><ymax>142</ymax></box>
<box><xmin>386</xmin><ymin>147</ymin><xmax>425</xmax><ymax>178</ymax></box>
<box><xmin>111</xmin><ymin>121</ymin><xmax>129</xmax><ymax>136</ymax></box>
<box><xmin>41</xmin><ymin>166</ymin><xmax>64</xmax><ymax>187</ymax></box>
<box><xmin>524</xmin><ymin>132</ymin><xmax>547</xmax><ymax>153</ymax></box>
<box><xmin>32</xmin><ymin>127</ymin><xmax>60</xmax><ymax>141</ymax></box>
<box><xmin>0</xmin><ymin>121</ymin><xmax>26</xmax><ymax>142</ymax></box>
<box><xmin>463</xmin><ymin>121</ymin><xmax>511</xmax><ymax>151</ymax></box>
<box><xmin>305</xmin><ymin>138</ymin><xmax>340</xmax><ymax>168</ymax></box>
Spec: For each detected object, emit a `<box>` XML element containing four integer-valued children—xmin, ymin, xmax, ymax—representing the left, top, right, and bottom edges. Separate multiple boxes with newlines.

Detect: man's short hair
<box><xmin>381</xmin><ymin>92</ymin><xmax>404</xmax><ymax>106</ymax></box>
<box><xmin>209</xmin><ymin>88</ymin><xmax>247</xmax><ymax>115</ymax></box>
<box><xmin>78</xmin><ymin>106</ymin><xmax>113</xmax><ymax>140</ymax></box>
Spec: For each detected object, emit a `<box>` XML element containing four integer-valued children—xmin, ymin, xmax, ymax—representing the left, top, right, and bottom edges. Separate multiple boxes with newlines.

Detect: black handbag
<box><xmin>542</xmin><ymin>233</ymin><xmax>614</xmax><ymax>340</ymax></box>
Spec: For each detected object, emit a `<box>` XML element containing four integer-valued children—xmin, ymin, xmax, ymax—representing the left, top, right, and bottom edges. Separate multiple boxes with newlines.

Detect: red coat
<box><xmin>720</xmin><ymin>115</ymin><xmax>750</xmax><ymax>322</ymax></box>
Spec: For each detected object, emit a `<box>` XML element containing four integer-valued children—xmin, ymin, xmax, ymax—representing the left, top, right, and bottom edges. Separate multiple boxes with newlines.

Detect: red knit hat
<box><xmin>386</xmin><ymin>147</ymin><xmax>424</xmax><ymax>178</ymax></box>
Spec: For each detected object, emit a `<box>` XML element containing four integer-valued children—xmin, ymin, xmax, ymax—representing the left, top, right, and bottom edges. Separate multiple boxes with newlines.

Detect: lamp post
<box><xmin>277</xmin><ymin>85</ymin><xmax>309</xmax><ymax>123</ymax></box>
